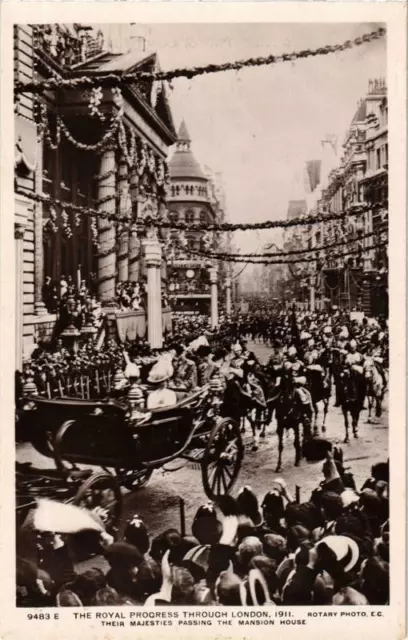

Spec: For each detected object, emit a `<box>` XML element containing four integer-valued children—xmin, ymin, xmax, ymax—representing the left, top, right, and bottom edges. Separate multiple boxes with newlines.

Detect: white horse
<box><xmin>363</xmin><ymin>356</ymin><xmax>385</xmax><ymax>422</ymax></box>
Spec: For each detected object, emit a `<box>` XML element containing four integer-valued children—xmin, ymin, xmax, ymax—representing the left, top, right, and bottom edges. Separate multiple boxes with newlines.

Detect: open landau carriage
<box><xmin>16</xmin><ymin>386</ymin><xmax>244</xmax><ymax>547</ymax></box>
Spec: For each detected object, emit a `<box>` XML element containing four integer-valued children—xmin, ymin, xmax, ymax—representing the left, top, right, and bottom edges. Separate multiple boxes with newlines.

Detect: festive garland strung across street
<box><xmin>187</xmin><ymin>230</ymin><xmax>383</xmax><ymax>260</ymax></box>
<box><xmin>188</xmin><ymin>241</ymin><xmax>388</xmax><ymax>266</ymax></box>
<box><xmin>15</xmin><ymin>27</ymin><xmax>385</xmax><ymax>95</ymax></box>
<box><xmin>14</xmin><ymin>186</ymin><xmax>382</xmax><ymax>232</ymax></box>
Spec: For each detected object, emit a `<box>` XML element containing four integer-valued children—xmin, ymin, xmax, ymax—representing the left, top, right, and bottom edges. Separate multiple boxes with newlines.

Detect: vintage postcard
<box><xmin>0</xmin><ymin>1</ymin><xmax>406</xmax><ymax>639</ymax></box>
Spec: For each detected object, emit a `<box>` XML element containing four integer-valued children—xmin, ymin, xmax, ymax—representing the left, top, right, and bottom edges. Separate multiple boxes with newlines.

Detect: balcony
<box><xmin>34</xmin><ymin>24</ymin><xmax>105</xmax><ymax>69</ymax></box>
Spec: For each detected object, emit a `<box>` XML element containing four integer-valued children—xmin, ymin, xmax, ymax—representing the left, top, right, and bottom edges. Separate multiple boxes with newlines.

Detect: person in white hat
<box><xmin>146</xmin><ymin>359</ymin><xmax>177</xmax><ymax>410</ymax></box>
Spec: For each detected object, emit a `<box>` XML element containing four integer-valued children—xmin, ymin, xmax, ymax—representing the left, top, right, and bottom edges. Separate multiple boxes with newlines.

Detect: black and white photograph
<box><xmin>2</xmin><ymin>5</ymin><xmax>405</xmax><ymax>633</ymax></box>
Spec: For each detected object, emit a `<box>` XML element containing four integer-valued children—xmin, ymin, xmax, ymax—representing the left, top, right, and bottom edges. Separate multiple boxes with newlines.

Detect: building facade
<box><xmin>285</xmin><ymin>79</ymin><xmax>388</xmax><ymax>316</ymax></box>
<box><xmin>166</xmin><ymin>121</ymin><xmax>228</xmax><ymax>316</ymax></box>
<box><xmin>14</xmin><ymin>23</ymin><xmax>177</xmax><ymax>365</ymax></box>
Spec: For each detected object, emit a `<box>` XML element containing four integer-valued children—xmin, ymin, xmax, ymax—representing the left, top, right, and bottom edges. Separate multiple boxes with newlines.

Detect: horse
<box><xmin>275</xmin><ymin>385</ymin><xmax>313</xmax><ymax>472</ymax></box>
<box><xmin>305</xmin><ymin>363</ymin><xmax>331</xmax><ymax>435</ymax></box>
<box><xmin>261</xmin><ymin>363</ymin><xmax>283</xmax><ymax>435</ymax></box>
<box><xmin>338</xmin><ymin>365</ymin><xmax>366</xmax><ymax>443</ymax></box>
<box><xmin>363</xmin><ymin>356</ymin><xmax>385</xmax><ymax>421</ymax></box>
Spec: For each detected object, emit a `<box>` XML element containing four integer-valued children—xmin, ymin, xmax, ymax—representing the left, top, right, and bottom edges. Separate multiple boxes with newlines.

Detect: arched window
<box><xmin>169</xmin><ymin>210</ymin><xmax>179</xmax><ymax>223</ymax></box>
<box><xmin>185</xmin><ymin>210</ymin><xmax>195</xmax><ymax>225</ymax></box>
<box><xmin>199</xmin><ymin>210</ymin><xmax>207</xmax><ymax>225</ymax></box>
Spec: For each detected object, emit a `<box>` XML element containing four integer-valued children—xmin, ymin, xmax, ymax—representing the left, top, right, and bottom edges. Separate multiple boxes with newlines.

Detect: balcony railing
<box><xmin>34</xmin><ymin>24</ymin><xmax>105</xmax><ymax>68</ymax></box>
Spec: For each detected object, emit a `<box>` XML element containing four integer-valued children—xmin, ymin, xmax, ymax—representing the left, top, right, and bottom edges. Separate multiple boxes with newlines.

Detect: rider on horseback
<box><xmin>281</xmin><ymin>346</ymin><xmax>312</xmax><ymax>411</ymax></box>
<box><xmin>345</xmin><ymin>339</ymin><xmax>364</xmax><ymax>371</ymax></box>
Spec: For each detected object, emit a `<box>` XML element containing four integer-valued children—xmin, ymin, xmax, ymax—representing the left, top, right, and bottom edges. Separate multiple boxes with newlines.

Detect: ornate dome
<box><xmin>169</xmin><ymin>120</ymin><xmax>207</xmax><ymax>181</ymax></box>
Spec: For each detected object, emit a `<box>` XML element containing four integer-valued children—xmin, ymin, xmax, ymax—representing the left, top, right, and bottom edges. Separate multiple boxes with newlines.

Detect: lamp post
<box><xmin>209</xmin><ymin>265</ymin><xmax>219</xmax><ymax>328</ymax></box>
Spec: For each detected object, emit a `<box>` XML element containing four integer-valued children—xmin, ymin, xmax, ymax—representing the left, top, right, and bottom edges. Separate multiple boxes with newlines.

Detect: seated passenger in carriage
<box><xmin>146</xmin><ymin>361</ymin><xmax>178</xmax><ymax>410</ymax></box>
<box><xmin>196</xmin><ymin>345</ymin><xmax>217</xmax><ymax>387</ymax></box>
<box><xmin>169</xmin><ymin>343</ymin><xmax>198</xmax><ymax>392</ymax></box>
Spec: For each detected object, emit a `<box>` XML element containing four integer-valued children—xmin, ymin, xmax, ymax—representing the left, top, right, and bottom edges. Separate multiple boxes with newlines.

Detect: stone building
<box><xmin>14</xmin><ymin>23</ymin><xmax>177</xmax><ymax>366</ymax></box>
<box><xmin>166</xmin><ymin>121</ymin><xmax>231</xmax><ymax>320</ymax></box>
<box><xmin>286</xmin><ymin>79</ymin><xmax>388</xmax><ymax>316</ymax></box>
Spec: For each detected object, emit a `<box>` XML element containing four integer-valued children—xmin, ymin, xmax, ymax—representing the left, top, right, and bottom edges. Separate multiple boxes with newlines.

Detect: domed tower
<box><xmin>167</xmin><ymin>120</ymin><xmax>218</xmax><ymax>315</ymax></box>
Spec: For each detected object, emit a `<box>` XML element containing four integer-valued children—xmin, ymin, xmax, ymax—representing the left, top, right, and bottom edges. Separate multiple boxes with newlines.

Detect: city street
<box><xmin>17</xmin><ymin>340</ymin><xmax>388</xmax><ymax>572</ymax></box>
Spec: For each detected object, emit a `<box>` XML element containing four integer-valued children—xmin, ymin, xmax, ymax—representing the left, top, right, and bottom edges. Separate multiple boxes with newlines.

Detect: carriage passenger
<box><xmin>169</xmin><ymin>343</ymin><xmax>198</xmax><ymax>392</ymax></box>
<box><xmin>196</xmin><ymin>345</ymin><xmax>217</xmax><ymax>387</ymax></box>
<box><xmin>146</xmin><ymin>361</ymin><xmax>178</xmax><ymax>410</ymax></box>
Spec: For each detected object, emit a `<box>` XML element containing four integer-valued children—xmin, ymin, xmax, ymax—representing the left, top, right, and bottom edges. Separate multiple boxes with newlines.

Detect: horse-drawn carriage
<box><xmin>17</xmin><ymin>386</ymin><xmax>244</xmax><ymax>543</ymax></box>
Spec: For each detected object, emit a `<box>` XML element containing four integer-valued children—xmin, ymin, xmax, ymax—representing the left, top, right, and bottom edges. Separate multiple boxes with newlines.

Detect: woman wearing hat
<box><xmin>146</xmin><ymin>359</ymin><xmax>177</xmax><ymax>410</ymax></box>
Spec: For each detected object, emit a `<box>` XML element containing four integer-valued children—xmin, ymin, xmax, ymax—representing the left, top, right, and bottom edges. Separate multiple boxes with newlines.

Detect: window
<box><xmin>42</xmin><ymin>139</ymin><xmax>98</xmax><ymax>301</ymax></box>
<box><xmin>199</xmin><ymin>210</ymin><xmax>207</xmax><ymax>225</ymax></box>
<box><xmin>384</xmin><ymin>144</ymin><xmax>388</xmax><ymax>167</ymax></box>
<box><xmin>376</xmin><ymin>148</ymin><xmax>381</xmax><ymax>170</ymax></box>
<box><xmin>185</xmin><ymin>210</ymin><xmax>195</xmax><ymax>225</ymax></box>
<box><xmin>169</xmin><ymin>211</ymin><xmax>179</xmax><ymax>223</ymax></box>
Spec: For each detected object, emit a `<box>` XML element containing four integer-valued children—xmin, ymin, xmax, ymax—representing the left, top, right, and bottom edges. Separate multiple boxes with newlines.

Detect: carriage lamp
<box><xmin>22</xmin><ymin>376</ymin><xmax>38</xmax><ymax>397</ymax></box>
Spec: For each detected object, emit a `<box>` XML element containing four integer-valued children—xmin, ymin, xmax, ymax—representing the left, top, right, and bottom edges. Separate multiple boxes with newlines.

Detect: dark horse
<box><xmin>275</xmin><ymin>385</ymin><xmax>313</xmax><ymax>472</ymax></box>
<box><xmin>338</xmin><ymin>365</ymin><xmax>366</xmax><ymax>443</ymax></box>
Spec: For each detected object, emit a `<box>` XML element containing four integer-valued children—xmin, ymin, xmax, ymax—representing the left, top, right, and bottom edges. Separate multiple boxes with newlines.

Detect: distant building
<box><xmin>166</xmin><ymin>121</ymin><xmax>225</xmax><ymax>314</ymax></box>
<box><xmin>287</xmin><ymin>79</ymin><xmax>388</xmax><ymax>316</ymax></box>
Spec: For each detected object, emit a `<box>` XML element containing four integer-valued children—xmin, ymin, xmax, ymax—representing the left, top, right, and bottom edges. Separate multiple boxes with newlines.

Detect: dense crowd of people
<box><xmin>16</xmin><ymin>303</ymin><xmax>389</xmax><ymax>607</ymax></box>
<box><xmin>17</xmin><ymin>453</ymin><xmax>389</xmax><ymax>606</ymax></box>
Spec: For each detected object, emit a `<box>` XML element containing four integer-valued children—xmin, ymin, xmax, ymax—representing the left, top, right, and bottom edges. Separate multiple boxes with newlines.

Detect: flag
<box><xmin>33</xmin><ymin>499</ymin><xmax>106</xmax><ymax>535</ymax></box>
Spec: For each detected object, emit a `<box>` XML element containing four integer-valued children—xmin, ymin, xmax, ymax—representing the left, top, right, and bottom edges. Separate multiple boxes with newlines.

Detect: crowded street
<box><xmin>17</xmin><ymin>338</ymin><xmax>388</xmax><ymax>550</ymax></box>
<box><xmin>13</xmin><ymin>21</ymin><xmax>390</xmax><ymax>610</ymax></box>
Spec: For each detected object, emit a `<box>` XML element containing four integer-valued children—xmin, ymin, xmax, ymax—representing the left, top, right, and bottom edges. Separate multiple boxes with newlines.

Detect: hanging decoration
<box><xmin>188</xmin><ymin>230</ymin><xmax>377</xmax><ymax>259</ymax></box>
<box><xmin>180</xmin><ymin>241</ymin><xmax>387</xmax><ymax>266</ymax></box>
<box><xmin>37</xmin><ymin>88</ymin><xmax>125</xmax><ymax>154</ymax></box>
<box><xmin>15</xmin><ymin>27</ymin><xmax>386</xmax><ymax>95</ymax></box>
<box><xmin>87</xmin><ymin>86</ymin><xmax>105</xmax><ymax>120</ymax></box>
<box><xmin>61</xmin><ymin>208</ymin><xmax>73</xmax><ymax>238</ymax></box>
<box><xmin>15</xmin><ymin>186</ymin><xmax>382</xmax><ymax>232</ymax></box>
<box><xmin>118</xmin><ymin>120</ymin><xmax>137</xmax><ymax>167</ymax></box>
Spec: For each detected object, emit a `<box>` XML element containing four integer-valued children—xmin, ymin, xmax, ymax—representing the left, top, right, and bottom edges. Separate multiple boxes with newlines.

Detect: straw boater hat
<box><xmin>316</xmin><ymin>535</ymin><xmax>359</xmax><ymax>573</ymax></box>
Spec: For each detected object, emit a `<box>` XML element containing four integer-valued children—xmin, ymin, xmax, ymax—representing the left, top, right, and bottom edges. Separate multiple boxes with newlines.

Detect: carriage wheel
<box><xmin>201</xmin><ymin>417</ymin><xmax>244</xmax><ymax>500</ymax></box>
<box><xmin>115</xmin><ymin>468</ymin><xmax>153</xmax><ymax>491</ymax></box>
<box><xmin>73</xmin><ymin>471</ymin><xmax>122</xmax><ymax>538</ymax></box>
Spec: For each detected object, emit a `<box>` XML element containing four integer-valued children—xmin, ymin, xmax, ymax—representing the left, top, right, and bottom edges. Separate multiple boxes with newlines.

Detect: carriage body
<box><xmin>19</xmin><ymin>389</ymin><xmax>244</xmax><ymax>501</ymax></box>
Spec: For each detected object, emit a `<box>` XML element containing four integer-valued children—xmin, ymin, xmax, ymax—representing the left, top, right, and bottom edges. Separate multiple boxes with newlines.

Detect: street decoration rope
<box><xmin>186</xmin><ymin>230</ymin><xmax>384</xmax><ymax>259</ymax></box>
<box><xmin>15</xmin><ymin>27</ymin><xmax>385</xmax><ymax>95</ymax></box>
<box><xmin>184</xmin><ymin>241</ymin><xmax>387</xmax><ymax>266</ymax></box>
<box><xmin>15</xmin><ymin>187</ymin><xmax>381</xmax><ymax>232</ymax></box>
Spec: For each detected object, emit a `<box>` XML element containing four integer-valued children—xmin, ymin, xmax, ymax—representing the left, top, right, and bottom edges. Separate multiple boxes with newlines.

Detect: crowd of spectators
<box><xmin>17</xmin><ymin>453</ymin><xmax>389</xmax><ymax>607</ymax></box>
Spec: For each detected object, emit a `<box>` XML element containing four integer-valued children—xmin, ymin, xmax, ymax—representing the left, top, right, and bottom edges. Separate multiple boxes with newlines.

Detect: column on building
<box><xmin>225</xmin><ymin>276</ymin><xmax>232</xmax><ymax>316</ymax></box>
<box><xmin>97</xmin><ymin>144</ymin><xmax>117</xmax><ymax>302</ymax></box>
<box><xmin>34</xmin><ymin>138</ymin><xmax>46</xmax><ymax>315</ymax></box>
<box><xmin>209</xmin><ymin>265</ymin><xmax>219</xmax><ymax>328</ymax></box>
<box><xmin>156</xmin><ymin>259</ymin><xmax>163</xmax><ymax>328</ymax></box>
<box><xmin>117</xmin><ymin>158</ymin><xmax>129</xmax><ymax>282</ymax></box>
<box><xmin>15</xmin><ymin>223</ymin><xmax>25</xmax><ymax>370</ymax></box>
<box><xmin>143</xmin><ymin>236</ymin><xmax>163</xmax><ymax>349</ymax></box>
<box><xmin>128</xmin><ymin>167</ymin><xmax>140</xmax><ymax>282</ymax></box>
